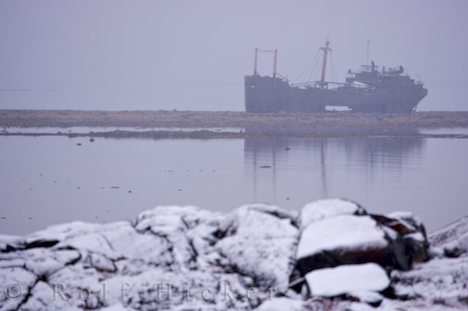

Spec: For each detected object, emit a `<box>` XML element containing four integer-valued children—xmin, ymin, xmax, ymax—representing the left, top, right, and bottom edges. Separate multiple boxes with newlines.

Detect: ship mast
<box><xmin>320</xmin><ymin>39</ymin><xmax>332</xmax><ymax>84</ymax></box>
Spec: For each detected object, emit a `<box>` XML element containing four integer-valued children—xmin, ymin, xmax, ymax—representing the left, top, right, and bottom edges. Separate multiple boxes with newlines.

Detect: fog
<box><xmin>1</xmin><ymin>0</ymin><xmax>467</xmax><ymax>111</ymax></box>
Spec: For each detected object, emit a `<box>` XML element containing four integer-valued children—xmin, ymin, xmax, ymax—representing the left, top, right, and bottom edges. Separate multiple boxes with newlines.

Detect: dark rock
<box><xmin>375</xmin><ymin>212</ymin><xmax>430</xmax><ymax>263</ymax></box>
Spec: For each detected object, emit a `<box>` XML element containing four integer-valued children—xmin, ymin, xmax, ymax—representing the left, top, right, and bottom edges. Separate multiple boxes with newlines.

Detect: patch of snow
<box><xmin>348</xmin><ymin>291</ymin><xmax>383</xmax><ymax>305</ymax></box>
<box><xmin>216</xmin><ymin>204</ymin><xmax>299</xmax><ymax>292</ymax></box>
<box><xmin>18</xmin><ymin>281</ymin><xmax>78</xmax><ymax>311</ymax></box>
<box><xmin>101</xmin><ymin>304</ymin><xmax>129</xmax><ymax>311</ymax></box>
<box><xmin>430</xmin><ymin>215</ymin><xmax>468</xmax><ymax>254</ymax></box>
<box><xmin>0</xmin><ymin>234</ymin><xmax>24</xmax><ymax>251</ymax></box>
<box><xmin>391</xmin><ymin>255</ymin><xmax>468</xmax><ymax>305</ymax></box>
<box><xmin>387</xmin><ymin>211</ymin><xmax>421</xmax><ymax>226</ymax></box>
<box><xmin>254</xmin><ymin>297</ymin><xmax>304</xmax><ymax>311</ymax></box>
<box><xmin>297</xmin><ymin>215</ymin><xmax>386</xmax><ymax>259</ymax></box>
<box><xmin>299</xmin><ymin>199</ymin><xmax>365</xmax><ymax>229</ymax></box>
<box><xmin>305</xmin><ymin>263</ymin><xmax>390</xmax><ymax>297</ymax></box>
<box><xmin>24</xmin><ymin>248</ymin><xmax>81</xmax><ymax>276</ymax></box>
<box><xmin>0</xmin><ymin>267</ymin><xmax>37</xmax><ymax>310</ymax></box>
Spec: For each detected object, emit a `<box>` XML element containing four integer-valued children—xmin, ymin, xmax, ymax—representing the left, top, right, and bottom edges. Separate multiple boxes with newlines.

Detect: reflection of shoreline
<box><xmin>244</xmin><ymin>136</ymin><xmax>425</xmax><ymax>199</ymax></box>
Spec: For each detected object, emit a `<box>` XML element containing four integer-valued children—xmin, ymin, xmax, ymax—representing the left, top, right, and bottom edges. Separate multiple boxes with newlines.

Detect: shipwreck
<box><xmin>244</xmin><ymin>40</ymin><xmax>428</xmax><ymax>113</ymax></box>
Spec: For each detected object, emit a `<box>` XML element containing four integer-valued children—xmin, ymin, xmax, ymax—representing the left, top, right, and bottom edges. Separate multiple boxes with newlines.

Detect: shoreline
<box><xmin>2</xmin><ymin>109</ymin><xmax>468</xmax><ymax>128</ymax></box>
<box><xmin>2</xmin><ymin>110</ymin><xmax>468</xmax><ymax>139</ymax></box>
<box><xmin>2</xmin><ymin>129</ymin><xmax>468</xmax><ymax>140</ymax></box>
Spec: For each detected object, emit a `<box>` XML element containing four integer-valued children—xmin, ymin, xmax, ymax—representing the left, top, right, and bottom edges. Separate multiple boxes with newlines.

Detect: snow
<box><xmin>0</xmin><ymin>200</ymin><xmax>467</xmax><ymax>310</ymax></box>
<box><xmin>297</xmin><ymin>215</ymin><xmax>387</xmax><ymax>259</ymax></box>
<box><xmin>305</xmin><ymin>263</ymin><xmax>390</xmax><ymax>297</ymax></box>
<box><xmin>0</xmin><ymin>234</ymin><xmax>24</xmax><ymax>251</ymax></box>
<box><xmin>0</xmin><ymin>267</ymin><xmax>37</xmax><ymax>310</ymax></box>
<box><xmin>215</xmin><ymin>204</ymin><xmax>299</xmax><ymax>291</ymax></box>
<box><xmin>348</xmin><ymin>291</ymin><xmax>383</xmax><ymax>305</ymax></box>
<box><xmin>430</xmin><ymin>215</ymin><xmax>468</xmax><ymax>254</ymax></box>
<box><xmin>254</xmin><ymin>297</ymin><xmax>304</xmax><ymax>311</ymax></box>
<box><xmin>101</xmin><ymin>304</ymin><xmax>129</xmax><ymax>311</ymax></box>
<box><xmin>299</xmin><ymin>199</ymin><xmax>366</xmax><ymax>229</ymax></box>
<box><xmin>391</xmin><ymin>255</ymin><xmax>468</xmax><ymax>304</ymax></box>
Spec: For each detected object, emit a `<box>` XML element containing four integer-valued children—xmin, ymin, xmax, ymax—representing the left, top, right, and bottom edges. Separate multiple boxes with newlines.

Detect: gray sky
<box><xmin>1</xmin><ymin>0</ymin><xmax>467</xmax><ymax>111</ymax></box>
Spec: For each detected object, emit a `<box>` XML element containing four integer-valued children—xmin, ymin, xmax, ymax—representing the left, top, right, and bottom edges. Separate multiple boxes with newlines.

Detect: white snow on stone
<box><xmin>387</xmin><ymin>211</ymin><xmax>423</xmax><ymax>232</ymax></box>
<box><xmin>299</xmin><ymin>199</ymin><xmax>365</xmax><ymax>229</ymax></box>
<box><xmin>0</xmin><ymin>267</ymin><xmax>37</xmax><ymax>310</ymax></box>
<box><xmin>254</xmin><ymin>297</ymin><xmax>304</xmax><ymax>311</ymax></box>
<box><xmin>391</xmin><ymin>255</ymin><xmax>468</xmax><ymax>304</ymax></box>
<box><xmin>0</xmin><ymin>234</ymin><xmax>24</xmax><ymax>251</ymax></box>
<box><xmin>216</xmin><ymin>204</ymin><xmax>299</xmax><ymax>291</ymax></box>
<box><xmin>348</xmin><ymin>291</ymin><xmax>384</xmax><ymax>305</ymax></box>
<box><xmin>297</xmin><ymin>215</ymin><xmax>387</xmax><ymax>259</ymax></box>
<box><xmin>430</xmin><ymin>215</ymin><xmax>468</xmax><ymax>254</ymax></box>
<box><xmin>305</xmin><ymin>263</ymin><xmax>390</xmax><ymax>297</ymax></box>
<box><xmin>101</xmin><ymin>304</ymin><xmax>129</xmax><ymax>311</ymax></box>
<box><xmin>0</xmin><ymin>201</ymin><xmax>466</xmax><ymax>310</ymax></box>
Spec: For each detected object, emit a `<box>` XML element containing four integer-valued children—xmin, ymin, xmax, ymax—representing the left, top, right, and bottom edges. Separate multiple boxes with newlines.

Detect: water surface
<box><xmin>0</xmin><ymin>134</ymin><xmax>467</xmax><ymax>235</ymax></box>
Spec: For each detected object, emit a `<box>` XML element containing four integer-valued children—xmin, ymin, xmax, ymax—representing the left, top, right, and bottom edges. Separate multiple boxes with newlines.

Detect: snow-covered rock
<box><xmin>296</xmin><ymin>214</ymin><xmax>410</xmax><ymax>275</ymax></box>
<box><xmin>0</xmin><ymin>234</ymin><xmax>24</xmax><ymax>252</ymax></box>
<box><xmin>430</xmin><ymin>215</ymin><xmax>468</xmax><ymax>257</ymax></box>
<box><xmin>374</xmin><ymin>212</ymin><xmax>430</xmax><ymax>262</ymax></box>
<box><xmin>298</xmin><ymin>199</ymin><xmax>366</xmax><ymax>229</ymax></box>
<box><xmin>297</xmin><ymin>215</ymin><xmax>387</xmax><ymax>260</ymax></box>
<box><xmin>215</xmin><ymin>204</ymin><xmax>299</xmax><ymax>292</ymax></box>
<box><xmin>0</xmin><ymin>200</ymin><xmax>466</xmax><ymax>310</ymax></box>
<box><xmin>0</xmin><ymin>203</ymin><xmax>299</xmax><ymax>310</ymax></box>
<box><xmin>304</xmin><ymin>263</ymin><xmax>390</xmax><ymax>297</ymax></box>
<box><xmin>254</xmin><ymin>297</ymin><xmax>304</xmax><ymax>311</ymax></box>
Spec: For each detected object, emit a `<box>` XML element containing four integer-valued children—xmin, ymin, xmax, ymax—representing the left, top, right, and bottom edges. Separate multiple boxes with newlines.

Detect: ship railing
<box><xmin>275</xmin><ymin>73</ymin><xmax>289</xmax><ymax>82</ymax></box>
<box><xmin>291</xmin><ymin>81</ymin><xmax>346</xmax><ymax>89</ymax></box>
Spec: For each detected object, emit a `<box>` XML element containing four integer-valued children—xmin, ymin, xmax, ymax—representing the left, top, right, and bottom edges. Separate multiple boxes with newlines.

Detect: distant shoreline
<box><xmin>1</xmin><ymin>110</ymin><xmax>468</xmax><ymax>139</ymax></box>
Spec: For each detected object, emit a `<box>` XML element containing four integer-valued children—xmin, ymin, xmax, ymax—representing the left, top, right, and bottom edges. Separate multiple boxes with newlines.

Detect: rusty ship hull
<box><xmin>244</xmin><ymin>43</ymin><xmax>428</xmax><ymax>113</ymax></box>
<box><xmin>245</xmin><ymin>74</ymin><xmax>428</xmax><ymax>113</ymax></box>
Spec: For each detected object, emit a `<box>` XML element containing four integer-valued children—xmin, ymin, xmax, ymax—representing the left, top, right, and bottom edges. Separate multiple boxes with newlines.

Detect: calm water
<box><xmin>1</xmin><ymin>134</ymin><xmax>467</xmax><ymax>235</ymax></box>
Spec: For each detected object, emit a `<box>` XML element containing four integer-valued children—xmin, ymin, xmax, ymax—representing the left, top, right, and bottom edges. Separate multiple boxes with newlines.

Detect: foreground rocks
<box><xmin>0</xmin><ymin>200</ymin><xmax>467</xmax><ymax>310</ymax></box>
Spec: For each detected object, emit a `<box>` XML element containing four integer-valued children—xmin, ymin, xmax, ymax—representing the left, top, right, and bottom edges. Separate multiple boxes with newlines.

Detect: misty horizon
<box><xmin>1</xmin><ymin>0</ymin><xmax>467</xmax><ymax>111</ymax></box>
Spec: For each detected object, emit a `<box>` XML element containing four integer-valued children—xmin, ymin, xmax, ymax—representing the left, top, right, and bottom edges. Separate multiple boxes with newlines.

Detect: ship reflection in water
<box><xmin>242</xmin><ymin>134</ymin><xmax>457</xmax><ymax>225</ymax></box>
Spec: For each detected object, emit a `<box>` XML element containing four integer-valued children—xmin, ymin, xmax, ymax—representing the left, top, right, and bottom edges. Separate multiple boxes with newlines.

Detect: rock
<box><xmin>83</xmin><ymin>253</ymin><xmax>117</xmax><ymax>273</ymax></box>
<box><xmin>19</xmin><ymin>281</ymin><xmax>76</xmax><ymax>311</ymax></box>
<box><xmin>215</xmin><ymin>204</ymin><xmax>299</xmax><ymax>292</ymax></box>
<box><xmin>254</xmin><ymin>297</ymin><xmax>304</xmax><ymax>311</ymax></box>
<box><xmin>391</xmin><ymin>255</ymin><xmax>468</xmax><ymax>308</ymax></box>
<box><xmin>298</xmin><ymin>198</ymin><xmax>367</xmax><ymax>229</ymax></box>
<box><xmin>305</xmin><ymin>263</ymin><xmax>390</xmax><ymax>297</ymax></box>
<box><xmin>296</xmin><ymin>215</ymin><xmax>410</xmax><ymax>275</ymax></box>
<box><xmin>0</xmin><ymin>267</ymin><xmax>37</xmax><ymax>310</ymax></box>
<box><xmin>374</xmin><ymin>212</ymin><xmax>430</xmax><ymax>263</ymax></box>
<box><xmin>135</xmin><ymin>205</ymin><xmax>224</xmax><ymax>270</ymax></box>
<box><xmin>101</xmin><ymin>304</ymin><xmax>128</xmax><ymax>311</ymax></box>
<box><xmin>0</xmin><ymin>200</ymin><xmax>464</xmax><ymax>310</ymax></box>
<box><xmin>430</xmin><ymin>215</ymin><xmax>468</xmax><ymax>257</ymax></box>
<box><xmin>347</xmin><ymin>291</ymin><xmax>384</xmax><ymax>307</ymax></box>
<box><xmin>0</xmin><ymin>234</ymin><xmax>24</xmax><ymax>252</ymax></box>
